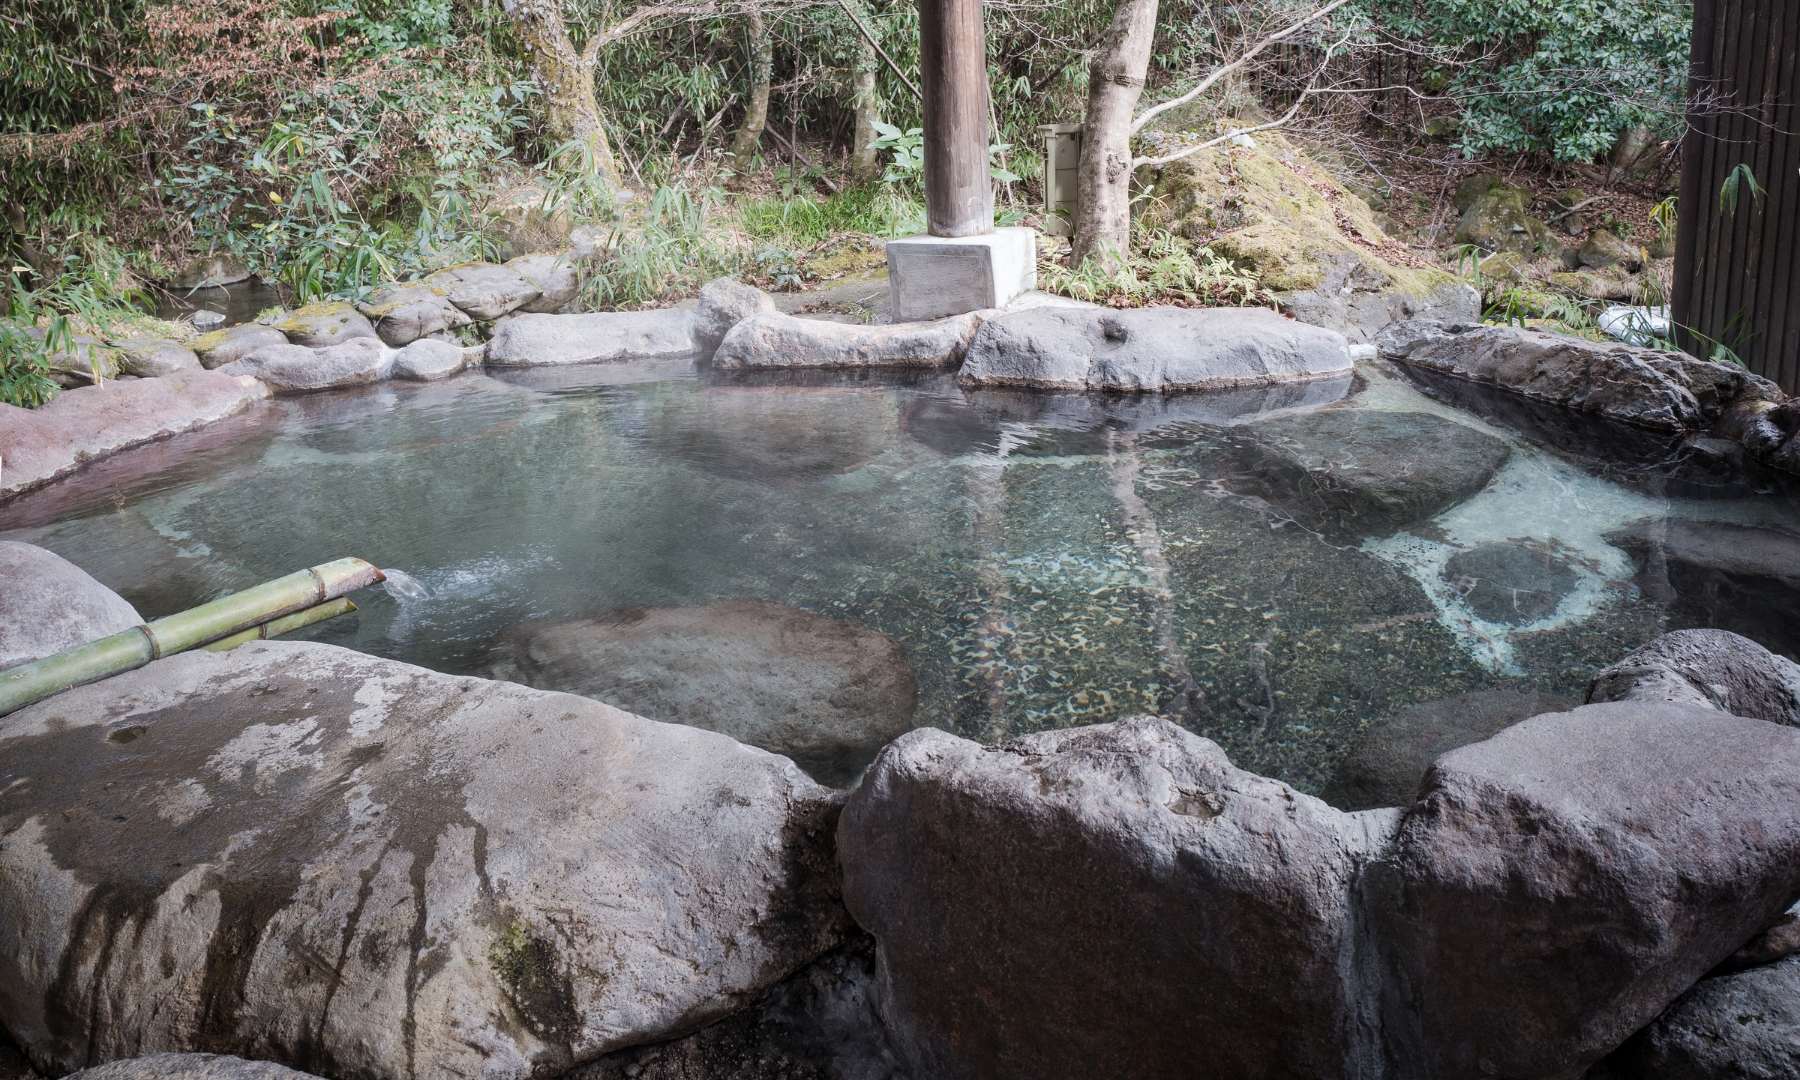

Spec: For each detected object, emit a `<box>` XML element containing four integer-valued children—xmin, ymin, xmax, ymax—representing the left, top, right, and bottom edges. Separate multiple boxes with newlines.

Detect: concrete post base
<box><xmin>886</xmin><ymin>228</ymin><xmax>1038</xmax><ymax>322</ymax></box>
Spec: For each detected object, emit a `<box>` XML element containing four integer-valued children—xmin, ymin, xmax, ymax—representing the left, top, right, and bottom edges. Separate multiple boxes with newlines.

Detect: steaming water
<box><xmin>6</xmin><ymin>357</ymin><xmax>1798</xmax><ymax>792</ymax></box>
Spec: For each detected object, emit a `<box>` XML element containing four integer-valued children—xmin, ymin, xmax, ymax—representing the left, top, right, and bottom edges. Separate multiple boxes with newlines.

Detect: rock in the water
<box><xmin>486</xmin><ymin>310</ymin><xmax>698</xmax><ymax>365</ymax></box>
<box><xmin>0</xmin><ymin>541</ymin><xmax>143</xmax><ymax>669</ymax></box>
<box><xmin>355</xmin><ymin>283</ymin><xmax>471</xmax><ymax>346</ymax></box>
<box><xmin>1321</xmin><ymin>689</ymin><xmax>1575</xmax><ymax>811</ymax></box>
<box><xmin>838</xmin><ymin>717</ymin><xmax>1401</xmax><ymax>1080</ymax></box>
<box><xmin>505</xmin><ymin>254</ymin><xmax>579</xmax><ymax>313</ymax></box>
<box><xmin>1233</xmin><ymin>409</ymin><xmax>1511</xmax><ymax>537</ymax></box>
<box><xmin>0</xmin><ymin>641</ymin><xmax>851</xmax><ymax>1079</ymax></box>
<box><xmin>191</xmin><ymin>324</ymin><xmax>289</xmax><ymax>370</ymax></box>
<box><xmin>1579</xmin><ymin>229</ymin><xmax>1647</xmax><ymax>271</ymax></box>
<box><xmin>63</xmin><ymin>1055</ymin><xmax>322</xmax><ymax>1079</ymax></box>
<box><xmin>1383</xmin><ymin>702</ymin><xmax>1800</xmax><ymax>1080</ymax></box>
<box><xmin>427</xmin><ymin>262</ymin><xmax>542</xmax><ymax>321</ymax></box>
<box><xmin>0</xmin><ymin>368</ymin><xmax>271</xmax><ymax>498</ymax></box>
<box><xmin>958</xmin><ymin>306</ymin><xmax>1351</xmax><ymax>391</ymax></box>
<box><xmin>389</xmin><ymin>337</ymin><xmax>466</xmax><ymax>381</ymax></box>
<box><xmin>1377</xmin><ymin>320</ymin><xmax>1783</xmax><ymax>431</ymax></box>
<box><xmin>694</xmin><ymin>278</ymin><xmax>776</xmax><ymax>358</ymax></box>
<box><xmin>267</xmin><ymin>301</ymin><xmax>378</xmax><ymax>348</ymax></box>
<box><xmin>1594</xmin><ymin>955</ymin><xmax>1800</xmax><ymax>1080</ymax></box>
<box><xmin>629</xmin><ymin>384</ymin><xmax>898</xmax><ymax>481</ymax></box>
<box><xmin>217</xmin><ymin>338</ymin><xmax>386</xmax><ymax>393</ymax></box>
<box><xmin>496</xmin><ymin>600</ymin><xmax>917</xmax><ymax>787</ymax></box>
<box><xmin>1452</xmin><ymin>181</ymin><xmax>1554</xmax><ymax>255</ymax></box>
<box><xmin>1586</xmin><ymin>628</ymin><xmax>1800</xmax><ymax>724</ymax></box>
<box><xmin>714</xmin><ymin>311</ymin><xmax>984</xmax><ymax>370</ymax></box>
<box><xmin>113</xmin><ymin>338</ymin><xmax>201</xmax><ymax>378</ymax></box>
<box><xmin>1606</xmin><ymin>519</ymin><xmax>1800</xmax><ymax>658</ymax></box>
<box><xmin>170</xmin><ymin>255</ymin><xmax>251</xmax><ymax>290</ymax></box>
<box><xmin>1443</xmin><ymin>542</ymin><xmax>1578</xmax><ymax>623</ymax></box>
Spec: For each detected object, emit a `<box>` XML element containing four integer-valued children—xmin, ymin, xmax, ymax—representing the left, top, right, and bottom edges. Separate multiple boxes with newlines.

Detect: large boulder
<box><xmin>0</xmin><ymin>541</ymin><xmax>143</xmax><ymax>670</ymax></box>
<box><xmin>1232</xmin><ymin>409</ymin><xmax>1512</xmax><ymax>537</ymax></box>
<box><xmin>355</xmin><ymin>283</ymin><xmax>471</xmax><ymax>347</ymax></box>
<box><xmin>493</xmin><ymin>600</ymin><xmax>918</xmax><ymax>788</ymax></box>
<box><xmin>1141</xmin><ymin>133</ymin><xmax>1474</xmax><ymax>342</ymax></box>
<box><xmin>486</xmin><ymin>310</ymin><xmax>698</xmax><ymax>365</ymax></box>
<box><xmin>693</xmin><ymin>278</ymin><xmax>777</xmax><ymax>358</ymax></box>
<box><xmin>170</xmin><ymin>255</ymin><xmax>252</xmax><ymax>290</ymax></box>
<box><xmin>427</xmin><ymin>262</ymin><xmax>542</xmax><ymax>321</ymax></box>
<box><xmin>217</xmin><ymin>338</ymin><xmax>387</xmax><ymax>394</ymax></box>
<box><xmin>267</xmin><ymin>302</ymin><xmax>379</xmax><ymax>349</ymax></box>
<box><xmin>1596</xmin><ymin>957</ymin><xmax>1800</xmax><ymax>1080</ymax></box>
<box><xmin>63</xmin><ymin>1055</ymin><xmax>321</xmax><ymax>1079</ymax></box>
<box><xmin>1452</xmin><ymin>179</ymin><xmax>1555</xmax><ymax>255</ymax></box>
<box><xmin>1377</xmin><ymin>321</ymin><xmax>1783</xmax><ymax>431</ymax></box>
<box><xmin>0</xmin><ymin>368</ymin><xmax>271</xmax><ymax>498</ymax></box>
<box><xmin>1321</xmin><ymin>689</ymin><xmax>1575</xmax><ymax>811</ymax></box>
<box><xmin>0</xmin><ymin>641</ymin><xmax>852</xmax><ymax>1079</ymax></box>
<box><xmin>714</xmin><ymin>311</ymin><xmax>985</xmax><ymax>371</ymax></box>
<box><xmin>113</xmin><ymin>338</ymin><xmax>201</xmax><ymax>379</ymax></box>
<box><xmin>388</xmin><ymin>337</ymin><xmax>466</xmax><ymax>381</ymax></box>
<box><xmin>1586</xmin><ymin>628</ymin><xmax>1800</xmax><ymax>724</ymax></box>
<box><xmin>1381</xmin><ymin>702</ymin><xmax>1800</xmax><ymax>1080</ymax></box>
<box><xmin>838</xmin><ymin>717</ymin><xmax>1400</xmax><ymax>1080</ymax></box>
<box><xmin>505</xmin><ymin>254</ymin><xmax>580</xmax><ymax>314</ymax></box>
<box><xmin>191</xmin><ymin>325</ymin><xmax>289</xmax><ymax>370</ymax></box>
<box><xmin>957</xmin><ymin>306</ymin><xmax>1351</xmax><ymax>391</ymax></box>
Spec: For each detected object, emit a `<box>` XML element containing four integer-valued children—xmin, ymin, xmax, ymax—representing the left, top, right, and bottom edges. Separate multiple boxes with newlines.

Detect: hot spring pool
<box><xmin>7</xmin><ymin>356</ymin><xmax>1799</xmax><ymax>791</ymax></box>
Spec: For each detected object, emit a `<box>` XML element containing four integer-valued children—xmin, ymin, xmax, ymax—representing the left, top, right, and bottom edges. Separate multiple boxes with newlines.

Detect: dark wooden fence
<box><xmin>1673</xmin><ymin>0</ymin><xmax>1800</xmax><ymax>393</ymax></box>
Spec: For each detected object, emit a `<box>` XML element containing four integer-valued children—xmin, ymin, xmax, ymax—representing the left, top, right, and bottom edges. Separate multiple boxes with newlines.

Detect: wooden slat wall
<box><xmin>1673</xmin><ymin>0</ymin><xmax>1800</xmax><ymax>393</ymax></box>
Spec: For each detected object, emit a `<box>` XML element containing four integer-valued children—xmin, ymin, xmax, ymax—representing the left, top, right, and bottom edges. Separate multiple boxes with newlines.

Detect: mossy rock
<box><xmin>271</xmin><ymin>301</ymin><xmax>378</xmax><ymax>348</ymax></box>
<box><xmin>1549</xmin><ymin>270</ymin><xmax>1638</xmax><ymax>303</ymax></box>
<box><xmin>1453</xmin><ymin>184</ymin><xmax>1554</xmax><ymax>256</ymax></box>
<box><xmin>21</xmin><ymin>327</ymin><xmax>122</xmax><ymax>387</ymax></box>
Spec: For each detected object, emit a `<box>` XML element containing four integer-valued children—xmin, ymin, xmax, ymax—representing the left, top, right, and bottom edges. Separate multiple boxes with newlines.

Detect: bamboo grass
<box><xmin>201</xmin><ymin>598</ymin><xmax>359</xmax><ymax>652</ymax></box>
<box><xmin>0</xmin><ymin>557</ymin><xmax>385</xmax><ymax>717</ymax></box>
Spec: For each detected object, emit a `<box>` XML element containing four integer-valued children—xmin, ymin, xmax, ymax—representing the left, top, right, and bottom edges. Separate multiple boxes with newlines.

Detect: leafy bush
<box><xmin>1041</xmin><ymin>227</ymin><xmax>1269</xmax><ymax>308</ymax></box>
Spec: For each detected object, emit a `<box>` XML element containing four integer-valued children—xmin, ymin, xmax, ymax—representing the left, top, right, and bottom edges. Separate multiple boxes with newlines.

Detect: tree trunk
<box><xmin>502</xmin><ymin>0</ymin><xmax>622</xmax><ymax>186</ymax></box>
<box><xmin>850</xmin><ymin>31</ymin><xmax>880</xmax><ymax>181</ymax></box>
<box><xmin>729</xmin><ymin>6</ymin><xmax>773</xmax><ymax>163</ymax></box>
<box><xmin>1070</xmin><ymin>0</ymin><xmax>1159</xmax><ymax>269</ymax></box>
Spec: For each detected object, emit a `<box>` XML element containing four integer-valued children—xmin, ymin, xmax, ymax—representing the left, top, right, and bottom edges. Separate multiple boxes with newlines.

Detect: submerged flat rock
<box><xmin>631</xmin><ymin>384</ymin><xmax>899</xmax><ymax>481</ymax></box>
<box><xmin>496</xmin><ymin>600</ymin><xmax>918</xmax><ymax>787</ymax></box>
<box><xmin>0</xmin><ymin>641</ymin><xmax>851</xmax><ymax>1079</ymax></box>
<box><xmin>1607</xmin><ymin>519</ymin><xmax>1800</xmax><ymax>658</ymax></box>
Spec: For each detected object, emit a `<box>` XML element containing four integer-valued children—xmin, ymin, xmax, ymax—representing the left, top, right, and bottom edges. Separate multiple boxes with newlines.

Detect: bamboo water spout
<box><xmin>0</xmin><ymin>557</ymin><xmax>385</xmax><ymax>717</ymax></box>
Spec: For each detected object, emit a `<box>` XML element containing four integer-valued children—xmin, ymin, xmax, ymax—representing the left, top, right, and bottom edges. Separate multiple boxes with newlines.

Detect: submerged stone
<box><xmin>0</xmin><ymin>541</ymin><xmax>143</xmax><ymax>669</ymax></box>
<box><xmin>1443</xmin><ymin>542</ymin><xmax>1577</xmax><ymax>624</ymax></box>
<box><xmin>631</xmin><ymin>384</ymin><xmax>898</xmax><ymax>481</ymax></box>
<box><xmin>1607</xmin><ymin>519</ymin><xmax>1800</xmax><ymax>659</ymax></box>
<box><xmin>495</xmin><ymin>599</ymin><xmax>918</xmax><ymax>787</ymax></box>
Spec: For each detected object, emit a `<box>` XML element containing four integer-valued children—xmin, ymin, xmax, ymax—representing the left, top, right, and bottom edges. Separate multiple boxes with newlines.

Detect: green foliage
<box><xmin>1041</xmin><ymin>228</ymin><xmax>1268</xmax><ymax>308</ymax></box>
<box><xmin>737</xmin><ymin>184</ymin><xmax>922</xmax><ymax>244</ymax></box>
<box><xmin>1650</xmin><ymin>196</ymin><xmax>1678</xmax><ymax>238</ymax></box>
<box><xmin>0</xmin><ymin>241</ymin><xmax>151</xmax><ymax>408</ymax></box>
<box><xmin>1720</xmin><ymin>164</ymin><xmax>1766</xmax><ymax>216</ymax></box>
<box><xmin>573</xmin><ymin>183</ymin><xmax>739</xmax><ymax>309</ymax></box>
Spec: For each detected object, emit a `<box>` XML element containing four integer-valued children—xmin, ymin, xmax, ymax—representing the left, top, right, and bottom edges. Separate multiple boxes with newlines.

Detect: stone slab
<box><xmin>886</xmin><ymin>229</ymin><xmax>1037</xmax><ymax>322</ymax></box>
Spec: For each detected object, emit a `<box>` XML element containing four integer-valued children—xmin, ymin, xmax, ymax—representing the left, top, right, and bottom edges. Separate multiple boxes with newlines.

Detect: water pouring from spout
<box><xmin>382</xmin><ymin>570</ymin><xmax>431</xmax><ymax>602</ymax></box>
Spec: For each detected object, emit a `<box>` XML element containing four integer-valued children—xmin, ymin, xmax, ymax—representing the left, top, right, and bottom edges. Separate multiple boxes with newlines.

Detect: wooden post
<box><xmin>919</xmin><ymin>0</ymin><xmax>993</xmax><ymax>237</ymax></box>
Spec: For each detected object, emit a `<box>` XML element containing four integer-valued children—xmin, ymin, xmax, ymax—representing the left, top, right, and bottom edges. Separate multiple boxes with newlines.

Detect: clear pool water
<box><xmin>7</xmin><ymin>357</ymin><xmax>1798</xmax><ymax>792</ymax></box>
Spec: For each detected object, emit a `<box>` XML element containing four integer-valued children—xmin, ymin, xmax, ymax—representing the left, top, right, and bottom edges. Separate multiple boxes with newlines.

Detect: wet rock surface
<box><xmin>1321</xmin><ymin>689</ymin><xmax>1575</xmax><ymax>811</ymax></box>
<box><xmin>505</xmin><ymin>254</ymin><xmax>578</xmax><ymax>314</ymax></box>
<box><xmin>1586</xmin><ymin>628</ymin><xmax>1800</xmax><ymax>724</ymax></box>
<box><xmin>114</xmin><ymin>339</ymin><xmax>201</xmax><ymax>379</ymax></box>
<box><xmin>958</xmin><ymin>306</ymin><xmax>1351</xmax><ymax>391</ymax></box>
<box><xmin>63</xmin><ymin>1055</ymin><xmax>322</xmax><ymax>1079</ymax></box>
<box><xmin>192</xmin><ymin>325</ymin><xmax>289</xmax><ymax>370</ymax></box>
<box><xmin>355</xmin><ymin>284</ymin><xmax>470</xmax><ymax>346</ymax></box>
<box><xmin>427</xmin><ymin>262</ymin><xmax>543</xmax><ymax>321</ymax></box>
<box><xmin>218</xmin><ymin>338</ymin><xmax>387</xmax><ymax>394</ymax></box>
<box><xmin>486</xmin><ymin>310</ymin><xmax>698</xmax><ymax>365</ymax></box>
<box><xmin>1594</xmin><ymin>956</ymin><xmax>1800</xmax><ymax>1080</ymax></box>
<box><xmin>1383</xmin><ymin>702</ymin><xmax>1800</xmax><ymax>1080</ymax></box>
<box><xmin>0</xmin><ymin>641</ymin><xmax>852</xmax><ymax>1080</ymax></box>
<box><xmin>838</xmin><ymin>717</ymin><xmax>1400</xmax><ymax>1080</ymax></box>
<box><xmin>1232</xmin><ymin>409</ymin><xmax>1511</xmax><ymax>537</ymax></box>
<box><xmin>0</xmin><ymin>541</ymin><xmax>143</xmax><ymax>669</ymax></box>
<box><xmin>694</xmin><ymin>278</ymin><xmax>776</xmax><ymax>358</ymax></box>
<box><xmin>494</xmin><ymin>599</ymin><xmax>918</xmax><ymax>787</ymax></box>
<box><xmin>1443</xmin><ymin>542</ymin><xmax>1578</xmax><ymax>623</ymax></box>
<box><xmin>1607</xmin><ymin>520</ymin><xmax>1800</xmax><ymax>658</ymax></box>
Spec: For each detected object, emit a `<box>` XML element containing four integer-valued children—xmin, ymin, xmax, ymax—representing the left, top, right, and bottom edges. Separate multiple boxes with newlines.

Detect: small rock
<box><xmin>63</xmin><ymin>1054</ymin><xmax>322</xmax><ymax>1079</ymax></box>
<box><xmin>389</xmin><ymin>337</ymin><xmax>466</xmax><ymax>381</ymax></box>
<box><xmin>426</xmin><ymin>261</ymin><xmax>542</xmax><ymax>321</ymax></box>
<box><xmin>1321</xmin><ymin>689</ymin><xmax>1575</xmax><ymax>811</ymax></box>
<box><xmin>355</xmin><ymin>283</ymin><xmax>470</xmax><ymax>346</ymax></box>
<box><xmin>1443</xmin><ymin>542</ymin><xmax>1578</xmax><ymax>623</ymax></box>
<box><xmin>269</xmin><ymin>301</ymin><xmax>379</xmax><ymax>348</ymax></box>
<box><xmin>486</xmin><ymin>310</ymin><xmax>698</xmax><ymax>365</ymax></box>
<box><xmin>713</xmin><ymin>311</ymin><xmax>984</xmax><ymax>370</ymax></box>
<box><xmin>218</xmin><ymin>338</ymin><xmax>386</xmax><ymax>393</ymax></box>
<box><xmin>189</xmin><ymin>310</ymin><xmax>226</xmax><ymax>330</ymax></box>
<box><xmin>0</xmin><ymin>541</ymin><xmax>143</xmax><ymax>670</ymax></box>
<box><xmin>1586</xmin><ymin>628</ymin><xmax>1800</xmax><ymax>725</ymax></box>
<box><xmin>1453</xmin><ymin>182</ymin><xmax>1553</xmax><ymax>255</ymax></box>
<box><xmin>113</xmin><ymin>338</ymin><xmax>201</xmax><ymax>378</ymax></box>
<box><xmin>506</xmin><ymin>254</ymin><xmax>580</xmax><ymax>313</ymax></box>
<box><xmin>1580</xmin><ymin>229</ymin><xmax>1647</xmax><ymax>272</ymax></box>
<box><xmin>693</xmin><ymin>277</ymin><xmax>776</xmax><ymax>357</ymax></box>
<box><xmin>191</xmin><ymin>324</ymin><xmax>289</xmax><ymax>369</ymax></box>
<box><xmin>958</xmin><ymin>306</ymin><xmax>1352</xmax><ymax>391</ymax></box>
<box><xmin>170</xmin><ymin>254</ymin><xmax>251</xmax><ymax>290</ymax></box>
<box><xmin>1595</xmin><ymin>955</ymin><xmax>1800</xmax><ymax>1080</ymax></box>
<box><xmin>567</xmin><ymin>224</ymin><xmax>607</xmax><ymax>262</ymax></box>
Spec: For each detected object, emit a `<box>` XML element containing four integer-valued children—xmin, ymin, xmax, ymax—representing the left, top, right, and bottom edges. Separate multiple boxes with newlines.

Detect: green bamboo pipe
<box><xmin>0</xmin><ymin>557</ymin><xmax>384</xmax><ymax>717</ymax></box>
<box><xmin>201</xmin><ymin>597</ymin><xmax>359</xmax><ymax>652</ymax></box>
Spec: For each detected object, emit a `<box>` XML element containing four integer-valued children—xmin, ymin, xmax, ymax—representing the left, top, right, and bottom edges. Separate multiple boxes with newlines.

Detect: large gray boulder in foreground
<box><xmin>839</xmin><ymin>717</ymin><xmax>1400</xmax><ymax>1080</ymax></box>
<box><xmin>0</xmin><ymin>541</ymin><xmax>143</xmax><ymax>669</ymax></box>
<box><xmin>0</xmin><ymin>641</ymin><xmax>851</xmax><ymax>1079</ymax></box>
<box><xmin>713</xmin><ymin>310</ymin><xmax>986</xmax><ymax>370</ymax></box>
<box><xmin>957</xmin><ymin>306</ymin><xmax>1351</xmax><ymax>391</ymax></box>
<box><xmin>1376</xmin><ymin>320</ymin><xmax>1783</xmax><ymax>430</ymax></box>
<box><xmin>1596</xmin><ymin>955</ymin><xmax>1800</xmax><ymax>1080</ymax></box>
<box><xmin>217</xmin><ymin>338</ymin><xmax>387</xmax><ymax>394</ymax></box>
<box><xmin>494</xmin><ymin>599</ymin><xmax>918</xmax><ymax>787</ymax></box>
<box><xmin>63</xmin><ymin>1054</ymin><xmax>321</xmax><ymax>1079</ymax></box>
<box><xmin>693</xmin><ymin>278</ymin><xmax>776</xmax><ymax>358</ymax></box>
<box><xmin>486</xmin><ymin>309</ymin><xmax>698</xmax><ymax>365</ymax></box>
<box><xmin>1383</xmin><ymin>702</ymin><xmax>1800</xmax><ymax>1080</ymax></box>
<box><xmin>1587</xmin><ymin>628</ymin><xmax>1800</xmax><ymax>725</ymax></box>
